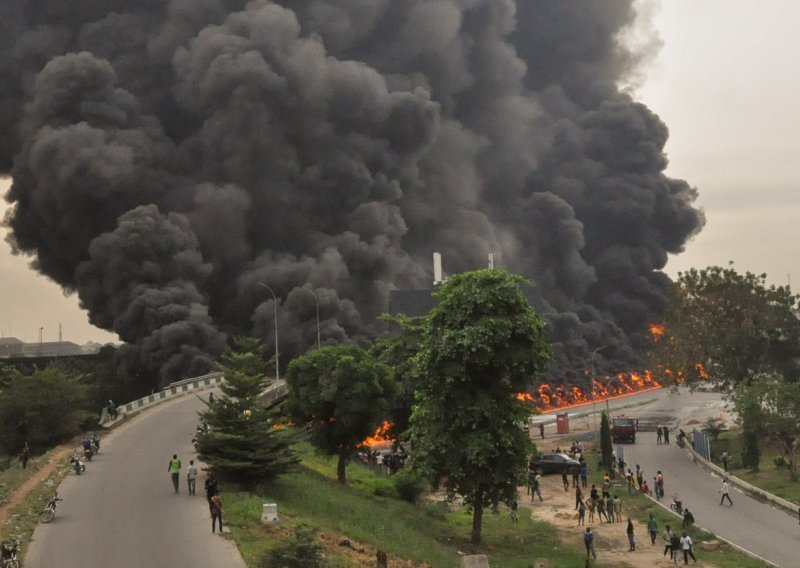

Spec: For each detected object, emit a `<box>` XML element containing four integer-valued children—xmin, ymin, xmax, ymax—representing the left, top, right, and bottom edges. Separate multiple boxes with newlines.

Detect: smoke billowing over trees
<box><xmin>0</xmin><ymin>1</ymin><xmax>704</xmax><ymax>390</ymax></box>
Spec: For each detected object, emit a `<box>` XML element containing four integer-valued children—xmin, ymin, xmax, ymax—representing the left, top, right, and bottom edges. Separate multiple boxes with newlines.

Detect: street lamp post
<box><xmin>300</xmin><ymin>285</ymin><xmax>321</xmax><ymax>350</ymax></box>
<box><xmin>257</xmin><ymin>283</ymin><xmax>280</xmax><ymax>383</ymax></box>
<box><xmin>591</xmin><ymin>345</ymin><xmax>608</xmax><ymax>438</ymax></box>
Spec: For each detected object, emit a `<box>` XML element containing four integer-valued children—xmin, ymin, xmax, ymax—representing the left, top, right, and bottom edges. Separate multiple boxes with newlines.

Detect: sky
<box><xmin>1</xmin><ymin>0</ymin><xmax>798</xmax><ymax>344</ymax></box>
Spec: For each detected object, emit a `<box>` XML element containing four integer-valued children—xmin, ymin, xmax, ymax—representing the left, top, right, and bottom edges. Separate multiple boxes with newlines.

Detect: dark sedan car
<box><xmin>529</xmin><ymin>453</ymin><xmax>580</xmax><ymax>474</ymax></box>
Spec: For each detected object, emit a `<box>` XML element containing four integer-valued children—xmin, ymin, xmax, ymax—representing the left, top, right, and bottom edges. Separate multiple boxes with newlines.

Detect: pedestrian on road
<box><xmin>562</xmin><ymin>469</ymin><xmax>569</xmax><ymax>491</ymax></box>
<box><xmin>663</xmin><ymin>426</ymin><xmax>670</xmax><ymax>444</ymax></box>
<box><xmin>578</xmin><ymin>499</ymin><xmax>586</xmax><ymax>526</ymax></box>
<box><xmin>205</xmin><ymin>470</ymin><xmax>219</xmax><ymax>509</ymax></box>
<box><xmin>168</xmin><ymin>454</ymin><xmax>182</xmax><ymax>493</ymax></box>
<box><xmin>719</xmin><ymin>478</ymin><xmax>733</xmax><ymax>506</ymax></box>
<box><xmin>580</xmin><ymin>463</ymin><xmax>588</xmax><ymax>488</ymax></box>
<box><xmin>210</xmin><ymin>493</ymin><xmax>224</xmax><ymax>533</ymax></box>
<box><xmin>583</xmin><ymin>527</ymin><xmax>596</xmax><ymax>560</ymax></box>
<box><xmin>647</xmin><ymin>513</ymin><xmax>658</xmax><ymax>545</ymax></box>
<box><xmin>657</xmin><ymin>425</ymin><xmax>663</xmax><ymax>444</ymax></box>
<box><xmin>575</xmin><ymin>485</ymin><xmax>583</xmax><ymax>510</ymax></box>
<box><xmin>539</xmin><ymin>423</ymin><xmax>545</xmax><ymax>439</ymax></box>
<box><xmin>531</xmin><ymin>471</ymin><xmax>543</xmax><ymax>502</ymax></box>
<box><xmin>187</xmin><ymin>460</ymin><xmax>198</xmax><ymax>495</ymax></box>
<box><xmin>626</xmin><ymin>517</ymin><xmax>635</xmax><ymax>551</ymax></box>
<box><xmin>721</xmin><ymin>450</ymin><xmax>730</xmax><ymax>473</ymax></box>
<box><xmin>680</xmin><ymin>532</ymin><xmax>697</xmax><ymax>563</ymax></box>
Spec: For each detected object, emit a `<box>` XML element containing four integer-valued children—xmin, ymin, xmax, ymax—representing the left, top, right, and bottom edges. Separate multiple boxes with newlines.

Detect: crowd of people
<box><xmin>167</xmin><ymin>453</ymin><xmax>224</xmax><ymax>533</ymax></box>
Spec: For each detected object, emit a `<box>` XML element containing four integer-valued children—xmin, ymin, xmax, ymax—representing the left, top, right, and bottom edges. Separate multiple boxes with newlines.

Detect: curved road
<box><xmin>25</xmin><ymin>394</ymin><xmax>245</xmax><ymax>568</ymax></box>
<box><xmin>549</xmin><ymin>388</ymin><xmax>798</xmax><ymax>567</ymax></box>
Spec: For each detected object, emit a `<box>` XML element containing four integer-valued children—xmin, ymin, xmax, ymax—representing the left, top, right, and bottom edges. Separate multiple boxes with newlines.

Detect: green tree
<box><xmin>650</xmin><ymin>264</ymin><xmax>800</xmax><ymax>387</ymax></box>
<box><xmin>285</xmin><ymin>344</ymin><xmax>395</xmax><ymax>484</ymax></box>
<box><xmin>701</xmin><ymin>417</ymin><xmax>727</xmax><ymax>441</ymax></box>
<box><xmin>732</xmin><ymin>381</ymin><xmax>765</xmax><ymax>471</ymax></box>
<box><xmin>409</xmin><ymin>269</ymin><xmax>551</xmax><ymax>544</ymax></box>
<box><xmin>197</xmin><ymin>337</ymin><xmax>299</xmax><ymax>485</ymax></box>
<box><xmin>600</xmin><ymin>412</ymin><xmax>613</xmax><ymax>470</ymax></box>
<box><xmin>733</xmin><ymin>377</ymin><xmax>800</xmax><ymax>479</ymax></box>
<box><xmin>0</xmin><ymin>366</ymin><xmax>92</xmax><ymax>453</ymax></box>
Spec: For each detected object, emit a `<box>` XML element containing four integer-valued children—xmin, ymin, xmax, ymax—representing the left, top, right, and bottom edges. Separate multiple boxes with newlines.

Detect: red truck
<box><xmin>612</xmin><ymin>416</ymin><xmax>637</xmax><ymax>443</ymax></box>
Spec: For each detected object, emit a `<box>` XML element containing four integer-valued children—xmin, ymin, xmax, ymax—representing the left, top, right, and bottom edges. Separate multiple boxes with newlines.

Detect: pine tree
<box><xmin>197</xmin><ymin>337</ymin><xmax>299</xmax><ymax>485</ymax></box>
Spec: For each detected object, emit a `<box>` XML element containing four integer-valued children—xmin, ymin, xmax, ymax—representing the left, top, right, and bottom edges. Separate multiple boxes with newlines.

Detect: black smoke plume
<box><xmin>0</xmin><ymin>1</ymin><xmax>704</xmax><ymax>390</ymax></box>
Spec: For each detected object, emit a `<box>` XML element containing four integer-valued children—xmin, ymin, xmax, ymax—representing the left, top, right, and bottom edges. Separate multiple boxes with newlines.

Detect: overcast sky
<box><xmin>1</xmin><ymin>1</ymin><xmax>798</xmax><ymax>344</ymax></box>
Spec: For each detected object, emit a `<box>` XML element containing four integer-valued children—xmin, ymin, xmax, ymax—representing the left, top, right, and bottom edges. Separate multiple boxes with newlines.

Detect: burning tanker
<box><xmin>0</xmin><ymin>1</ymin><xmax>704</xmax><ymax>390</ymax></box>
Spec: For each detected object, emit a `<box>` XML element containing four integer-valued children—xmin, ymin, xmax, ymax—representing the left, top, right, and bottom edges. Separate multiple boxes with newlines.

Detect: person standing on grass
<box><xmin>647</xmin><ymin>513</ymin><xmax>658</xmax><ymax>545</ymax></box>
<box><xmin>626</xmin><ymin>517</ymin><xmax>635</xmax><ymax>551</ymax></box>
<box><xmin>680</xmin><ymin>532</ymin><xmax>697</xmax><ymax>563</ymax></box>
<box><xmin>168</xmin><ymin>454</ymin><xmax>182</xmax><ymax>493</ymax></box>
<box><xmin>19</xmin><ymin>443</ymin><xmax>29</xmax><ymax>470</ymax></box>
<box><xmin>595</xmin><ymin>496</ymin><xmax>607</xmax><ymax>523</ymax></box>
<box><xmin>210</xmin><ymin>493</ymin><xmax>223</xmax><ymax>533</ymax></box>
<box><xmin>531</xmin><ymin>470</ymin><xmax>543</xmax><ymax>502</ymax></box>
<box><xmin>187</xmin><ymin>460</ymin><xmax>198</xmax><ymax>495</ymax></box>
<box><xmin>719</xmin><ymin>478</ymin><xmax>733</xmax><ymax>506</ymax></box>
<box><xmin>606</xmin><ymin>494</ymin><xmax>615</xmax><ymax>523</ymax></box>
<box><xmin>583</xmin><ymin>527</ymin><xmax>596</xmax><ymax>560</ymax></box>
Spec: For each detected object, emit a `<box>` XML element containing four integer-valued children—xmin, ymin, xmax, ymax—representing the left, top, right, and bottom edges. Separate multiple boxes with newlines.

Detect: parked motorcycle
<box><xmin>70</xmin><ymin>453</ymin><xmax>86</xmax><ymax>475</ymax></box>
<box><xmin>39</xmin><ymin>493</ymin><xmax>63</xmax><ymax>523</ymax></box>
<box><xmin>0</xmin><ymin>538</ymin><xmax>20</xmax><ymax>568</ymax></box>
<box><xmin>669</xmin><ymin>494</ymin><xmax>683</xmax><ymax>515</ymax></box>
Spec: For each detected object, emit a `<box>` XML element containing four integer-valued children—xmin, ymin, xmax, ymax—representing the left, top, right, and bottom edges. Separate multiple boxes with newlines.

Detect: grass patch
<box><xmin>224</xmin><ymin>444</ymin><xmax>604</xmax><ymax>567</ymax></box>
<box><xmin>707</xmin><ymin>431</ymin><xmax>800</xmax><ymax>505</ymax></box>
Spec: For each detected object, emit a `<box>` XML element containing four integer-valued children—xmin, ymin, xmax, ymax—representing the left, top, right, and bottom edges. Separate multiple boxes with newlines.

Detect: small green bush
<box><xmin>261</xmin><ymin>524</ymin><xmax>325</xmax><ymax>568</ymax></box>
<box><xmin>393</xmin><ymin>470</ymin><xmax>428</xmax><ymax>503</ymax></box>
<box><xmin>773</xmin><ymin>455</ymin><xmax>788</xmax><ymax>469</ymax></box>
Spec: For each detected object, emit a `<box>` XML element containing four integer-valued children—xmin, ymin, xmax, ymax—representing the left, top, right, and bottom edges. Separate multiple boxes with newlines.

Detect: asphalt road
<box><xmin>556</xmin><ymin>388</ymin><xmax>798</xmax><ymax>568</ymax></box>
<box><xmin>25</xmin><ymin>393</ymin><xmax>246</xmax><ymax>568</ymax></box>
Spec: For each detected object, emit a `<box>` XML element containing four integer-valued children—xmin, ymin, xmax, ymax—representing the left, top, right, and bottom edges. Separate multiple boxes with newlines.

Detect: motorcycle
<box><xmin>0</xmin><ymin>538</ymin><xmax>20</xmax><ymax>568</ymax></box>
<box><xmin>70</xmin><ymin>453</ymin><xmax>86</xmax><ymax>475</ymax></box>
<box><xmin>669</xmin><ymin>494</ymin><xmax>683</xmax><ymax>515</ymax></box>
<box><xmin>92</xmin><ymin>437</ymin><xmax>100</xmax><ymax>455</ymax></box>
<box><xmin>39</xmin><ymin>493</ymin><xmax>63</xmax><ymax>524</ymax></box>
<box><xmin>83</xmin><ymin>446</ymin><xmax>94</xmax><ymax>461</ymax></box>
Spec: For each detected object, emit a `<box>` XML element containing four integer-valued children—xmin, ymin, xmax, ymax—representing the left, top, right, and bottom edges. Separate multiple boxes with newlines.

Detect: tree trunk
<box><xmin>471</xmin><ymin>487</ymin><xmax>484</xmax><ymax>544</ymax></box>
<box><xmin>337</xmin><ymin>448</ymin><xmax>348</xmax><ymax>484</ymax></box>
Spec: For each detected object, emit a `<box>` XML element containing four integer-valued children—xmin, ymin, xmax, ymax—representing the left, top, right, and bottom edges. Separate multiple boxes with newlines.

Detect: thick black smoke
<box><xmin>0</xmin><ymin>0</ymin><xmax>704</xmax><ymax>390</ymax></box>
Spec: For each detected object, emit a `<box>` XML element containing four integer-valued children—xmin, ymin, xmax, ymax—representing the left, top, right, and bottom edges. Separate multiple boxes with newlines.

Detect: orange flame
<box><xmin>649</xmin><ymin>323</ymin><xmax>665</xmax><ymax>340</ymax></box>
<box><xmin>695</xmin><ymin>361</ymin><xmax>709</xmax><ymax>380</ymax></box>
<box><xmin>360</xmin><ymin>420</ymin><xmax>393</xmax><ymax>447</ymax></box>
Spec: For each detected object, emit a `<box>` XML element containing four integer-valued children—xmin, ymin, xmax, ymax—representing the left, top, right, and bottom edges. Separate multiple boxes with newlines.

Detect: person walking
<box><xmin>580</xmin><ymin>463</ymin><xmax>588</xmax><ymax>488</ymax></box>
<box><xmin>583</xmin><ymin>527</ymin><xmax>596</xmax><ymax>560</ymax></box>
<box><xmin>562</xmin><ymin>468</ymin><xmax>569</xmax><ymax>491</ymax></box>
<box><xmin>205</xmin><ymin>470</ymin><xmax>219</xmax><ymax>509</ymax></box>
<box><xmin>210</xmin><ymin>493</ymin><xmax>224</xmax><ymax>533</ymax></box>
<box><xmin>663</xmin><ymin>525</ymin><xmax>674</xmax><ymax>559</ymax></box>
<box><xmin>19</xmin><ymin>443</ymin><xmax>29</xmax><ymax>470</ymax></box>
<box><xmin>606</xmin><ymin>494</ymin><xmax>615</xmax><ymax>523</ymax></box>
<box><xmin>168</xmin><ymin>454</ymin><xmax>182</xmax><ymax>493</ymax></box>
<box><xmin>626</xmin><ymin>517</ymin><xmax>635</xmax><ymax>551</ymax></box>
<box><xmin>680</xmin><ymin>532</ymin><xmax>697</xmax><ymax>563</ymax></box>
<box><xmin>719</xmin><ymin>478</ymin><xmax>733</xmax><ymax>506</ymax></box>
<box><xmin>575</xmin><ymin>485</ymin><xmax>583</xmax><ymax>510</ymax></box>
<box><xmin>539</xmin><ymin>423</ymin><xmax>545</xmax><ymax>439</ymax></box>
<box><xmin>187</xmin><ymin>460</ymin><xmax>198</xmax><ymax>495</ymax></box>
<box><xmin>531</xmin><ymin>470</ymin><xmax>543</xmax><ymax>502</ymax></box>
<box><xmin>670</xmin><ymin>532</ymin><xmax>681</xmax><ymax>565</ymax></box>
<box><xmin>647</xmin><ymin>513</ymin><xmax>658</xmax><ymax>545</ymax></box>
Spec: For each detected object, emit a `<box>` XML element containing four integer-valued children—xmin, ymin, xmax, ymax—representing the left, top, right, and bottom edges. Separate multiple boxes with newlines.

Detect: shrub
<box><xmin>261</xmin><ymin>524</ymin><xmax>325</xmax><ymax>568</ymax></box>
<box><xmin>773</xmin><ymin>455</ymin><xmax>788</xmax><ymax>469</ymax></box>
<box><xmin>393</xmin><ymin>470</ymin><xmax>428</xmax><ymax>503</ymax></box>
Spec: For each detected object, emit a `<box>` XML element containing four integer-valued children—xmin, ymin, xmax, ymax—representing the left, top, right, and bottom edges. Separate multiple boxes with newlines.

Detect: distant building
<box><xmin>0</xmin><ymin>337</ymin><xmax>100</xmax><ymax>359</ymax></box>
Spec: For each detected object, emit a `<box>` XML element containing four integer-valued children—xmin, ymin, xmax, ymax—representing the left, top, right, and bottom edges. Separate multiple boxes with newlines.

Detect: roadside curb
<box><xmin>681</xmin><ymin>441</ymin><xmax>799</xmax><ymax>518</ymax></box>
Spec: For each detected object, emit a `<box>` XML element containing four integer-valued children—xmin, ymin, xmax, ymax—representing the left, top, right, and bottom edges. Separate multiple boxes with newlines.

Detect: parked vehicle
<box><xmin>0</xmin><ymin>538</ymin><xmax>20</xmax><ymax>568</ymax></box>
<box><xmin>39</xmin><ymin>493</ymin><xmax>63</xmax><ymax>523</ymax></box>
<box><xmin>670</xmin><ymin>494</ymin><xmax>683</xmax><ymax>515</ymax></box>
<box><xmin>611</xmin><ymin>416</ymin><xmax>637</xmax><ymax>443</ymax></box>
<box><xmin>70</xmin><ymin>453</ymin><xmax>86</xmax><ymax>475</ymax></box>
<box><xmin>529</xmin><ymin>453</ymin><xmax>580</xmax><ymax>474</ymax></box>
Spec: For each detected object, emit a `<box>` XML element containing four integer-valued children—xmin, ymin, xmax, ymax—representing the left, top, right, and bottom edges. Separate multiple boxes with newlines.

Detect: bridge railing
<box><xmin>114</xmin><ymin>371</ymin><xmax>225</xmax><ymax>420</ymax></box>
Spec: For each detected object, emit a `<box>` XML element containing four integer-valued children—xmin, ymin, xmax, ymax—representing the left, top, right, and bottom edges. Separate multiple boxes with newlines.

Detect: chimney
<box><xmin>433</xmin><ymin>252</ymin><xmax>443</xmax><ymax>285</ymax></box>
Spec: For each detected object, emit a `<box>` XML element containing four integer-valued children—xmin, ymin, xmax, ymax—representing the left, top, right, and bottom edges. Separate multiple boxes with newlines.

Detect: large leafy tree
<box><xmin>0</xmin><ymin>366</ymin><xmax>92</xmax><ymax>453</ymax></box>
<box><xmin>410</xmin><ymin>269</ymin><xmax>551</xmax><ymax>544</ymax></box>
<box><xmin>650</xmin><ymin>264</ymin><xmax>800</xmax><ymax>387</ymax></box>
<box><xmin>197</xmin><ymin>337</ymin><xmax>299</xmax><ymax>485</ymax></box>
<box><xmin>285</xmin><ymin>344</ymin><xmax>395</xmax><ymax>484</ymax></box>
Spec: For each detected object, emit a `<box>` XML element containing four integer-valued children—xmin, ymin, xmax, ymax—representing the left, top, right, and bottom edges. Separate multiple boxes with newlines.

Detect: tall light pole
<box><xmin>257</xmin><ymin>283</ymin><xmax>280</xmax><ymax>383</ymax></box>
<box><xmin>591</xmin><ymin>345</ymin><xmax>608</xmax><ymax>438</ymax></box>
<box><xmin>300</xmin><ymin>284</ymin><xmax>321</xmax><ymax>350</ymax></box>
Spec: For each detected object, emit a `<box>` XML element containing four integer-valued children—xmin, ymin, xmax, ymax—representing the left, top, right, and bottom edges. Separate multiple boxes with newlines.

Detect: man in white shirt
<box><xmin>719</xmin><ymin>478</ymin><xmax>733</xmax><ymax>506</ymax></box>
<box><xmin>187</xmin><ymin>459</ymin><xmax>198</xmax><ymax>495</ymax></box>
<box><xmin>680</xmin><ymin>532</ymin><xmax>697</xmax><ymax>563</ymax></box>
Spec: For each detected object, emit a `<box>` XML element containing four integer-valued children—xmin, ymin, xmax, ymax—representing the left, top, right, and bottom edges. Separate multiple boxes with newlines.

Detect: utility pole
<box><xmin>257</xmin><ymin>283</ymin><xmax>280</xmax><ymax>383</ymax></box>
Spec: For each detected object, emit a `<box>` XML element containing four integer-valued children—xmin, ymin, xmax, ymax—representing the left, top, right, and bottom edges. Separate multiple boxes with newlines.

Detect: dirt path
<box><xmin>0</xmin><ymin>443</ymin><xmax>75</xmax><ymax>532</ymax></box>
